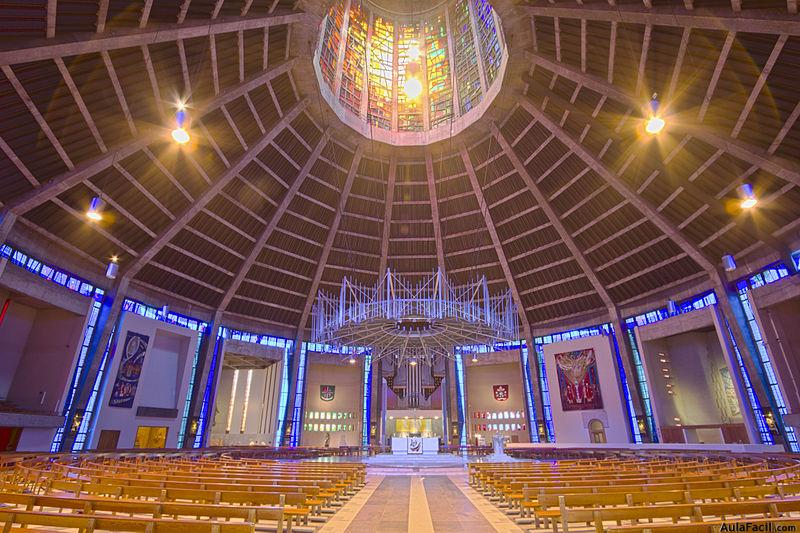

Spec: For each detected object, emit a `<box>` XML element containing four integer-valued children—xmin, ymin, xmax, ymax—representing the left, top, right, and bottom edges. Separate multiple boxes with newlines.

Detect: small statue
<box><xmin>324</xmin><ymin>432</ymin><xmax>330</xmax><ymax>448</ymax></box>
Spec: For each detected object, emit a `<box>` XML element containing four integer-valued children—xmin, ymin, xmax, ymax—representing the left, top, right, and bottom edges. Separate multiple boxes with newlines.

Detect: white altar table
<box><xmin>391</xmin><ymin>437</ymin><xmax>438</xmax><ymax>455</ymax></box>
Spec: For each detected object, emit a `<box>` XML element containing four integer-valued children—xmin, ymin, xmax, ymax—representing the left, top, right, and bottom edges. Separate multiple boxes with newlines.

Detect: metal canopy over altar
<box><xmin>311</xmin><ymin>268</ymin><xmax>519</xmax><ymax>365</ymax></box>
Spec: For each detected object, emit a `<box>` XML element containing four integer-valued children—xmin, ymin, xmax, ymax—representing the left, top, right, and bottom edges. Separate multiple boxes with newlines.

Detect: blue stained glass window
<box><xmin>361</xmin><ymin>353</ymin><xmax>373</xmax><ymax>447</ymax></box>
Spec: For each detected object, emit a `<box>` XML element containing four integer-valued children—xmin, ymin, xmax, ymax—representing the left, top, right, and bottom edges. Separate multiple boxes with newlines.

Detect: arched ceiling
<box><xmin>0</xmin><ymin>1</ymin><xmax>798</xmax><ymax>340</ymax></box>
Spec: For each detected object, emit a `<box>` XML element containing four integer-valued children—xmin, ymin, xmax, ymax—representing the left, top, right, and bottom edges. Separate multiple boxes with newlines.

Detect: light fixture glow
<box><xmin>403</xmin><ymin>77</ymin><xmax>422</xmax><ymax>100</ymax></box>
<box><xmin>737</xmin><ymin>183</ymin><xmax>758</xmax><ymax>209</ymax></box>
<box><xmin>741</xmin><ymin>197</ymin><xmax>757</xmax><ymax>209</ymax></box>
<box><xmin>110</xmin><ymin>255</ymin><xmax>118</xmax><ymax>263</ymax></box>
<box><xmin>645</xmin><ymin>116</ymin><xmax>666</xmax><ymax>135</ymax></box>
<box><xmin>86</xmin><ymin>196</ymin><xmax>103</xmax><ymax>222</ymax></box>
<box><xmin>171</xmin><ymin>127</ymin><xmax>190</xmax><ymax>144</ymax></box>
<box><xmin>471</xmin><ymin>355</ymin><xmax>478</xmax><ymax>363</ymax></box>
<box><xmin>348</xmin><ymin>356</ymin><xmax>356</xmax><ymax>364</ymax></box>
<box><xmin>409</xmin><ymin>358</ymin><xmax>418</xmax><ymax>366</ymax></box>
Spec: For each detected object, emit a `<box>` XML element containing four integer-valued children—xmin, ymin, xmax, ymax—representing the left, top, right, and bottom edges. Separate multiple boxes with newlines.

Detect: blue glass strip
<box><xmin>533</xmin><ymin>344</ymin><xmax>555</xmax><ymax>442</ymax></box>
<box><xmin>73</xmin><ymin>323</ymin><xmax>118</xmax><ymax>451</ymax></box>
<box><xmin>275</xmin><ymin>342</ymin><xmax>293</xmax><ymax>446</ymax></box>
<box><xmin>454</xmin><ymin>350</ymin><xmax>467</xmax><ymax>447</ymax></box>
<box><xmin>722</xmin><ymin>315</ymin><xmax>773</xmax><ymax>445</ymax></box>
<box><xmin>361</xmin><ymin>353</ymin><xmax>373</xmax><ymax>447</ymax></box>
<box><xmin>51</xmin><ymin>289</ymin><xmax>104</xmax><ymax>451</ymax></box>
<box><xmin>194</xmin><ymin>333</ymin><xmax>223</xmax><ymax>448</ymax></box>
<box><xmin>289</xmin><ymin>342</ymin><xmax>309</xmax><ymax>447</ymax></box>
<box><xmin>609</xmin><ymin>324</ymin><xmax>642</xmax><ymax>443</ymax></box>
<box><xmin>734</xmin><ymin>285</ymin><xmax>799</xmax><ymax>452</ymax></box>
<box><xmin>520</xmin><ymin>343</ymin><xmax>539</xmax><ymax>443</ymax></box>
<box><xmin>624</xmin><ymin>327</ymin><xmax>658</xmax><ymax>443</ymax></box>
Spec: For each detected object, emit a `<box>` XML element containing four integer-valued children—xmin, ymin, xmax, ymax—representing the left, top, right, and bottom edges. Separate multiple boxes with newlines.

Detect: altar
<box><xmin>391</xmin><ymin>437</ymin><xmax>439</xmax><ymax>455</ymax></box>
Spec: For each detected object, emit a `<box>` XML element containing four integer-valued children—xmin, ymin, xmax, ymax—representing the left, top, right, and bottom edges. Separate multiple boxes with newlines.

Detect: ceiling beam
<box><xmin>460</xmin><ymin>145</ymin><xmax>534</xmax><ymax>343</ymax></box>
<box><xmin>492</xmin><ymin>124</ymin><xmax>615</xmax><ymax>311</ymax></box>
<box><xmin>377</xmin><ymin>156</ymin><xmax>397</xmax><ymax>277</ymax></box>
<box><xmin>517</xmin><ymin>97</ymin><xmax>718</xmax><ymax>277</ymax></box>
<box><xmin>0</xmin><ymin>9</ymin><xmax>303</xmax><ymax>65</ymax></box>
<box><xmin>218</xmin><ymin>130</ymin><xmax>329</xmax><ymax>310</ymax></box>
<box><xmin>121</xmin><ymin>98</ymin><xmax>309</xmax><ymax>281</ymax></box>
<box><xmin>425</xmin><ymin>153</ymin><xmax>446</xmax><ymax>274</ymax></box>
<box><xmin>522</xmin><ymin>4</ymin><xmax>800</xmax><ymax>36</ymax></box>
<box><xmin>698</xmin><ymin>32</ymin><xmax>735</xmax><ymax>121</ymax></box>
<box><xmin>1</xmin><ymin>58</ymin><xmax>296</xmax><ymax>217</ymax></box>
<box><xmin>296</xmin><ymin>143</ymin><xmax>364</xmax><ymax>336</ymax></box>
<box><xmin>731</xmin><ymin>34</ymin><xmax>787</xmax><ymax>138</ymax></box>
<box><xmin>46</xmin><ymin>0</ymin><xmax>57</xmax><ymax>38</ymax></box>
<box><xmin>525</xmin><ymin>51</ymin><xmax>800</xmax><ymax>188</ymax></box>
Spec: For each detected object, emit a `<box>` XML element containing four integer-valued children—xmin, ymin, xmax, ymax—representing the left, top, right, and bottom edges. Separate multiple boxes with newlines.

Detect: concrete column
<box><xmin>182</xmin><ymin>310</ymin><xmax>223</xmax><ymax>448</ymax></box>
<box><xmin>60</xmin><ymin>277</ymin><xmax>128</xmax><ymax>452</ymax></box>
<box><xmin>610</xmin><ymin>312</ymin><xmax>645</xmax><ymax>443</ymax></box>
<box><xmin>714</xmin><ymin>279</ymin><xmax>789</xmax><ymax>449</ymax></box>
<box><xmin>370</xmin><ymin>359</ymin><xmax>384</xmax><ymax>446</ymax></box>
<box><xmin>522</xmin><ymin>333</ymin><xmax>545</xmax><ymax>440</ymax></box>
<box><xmin>0</xmin><ymin>209</ymin><xmax>16</xmax><ymax>246</ymax></box>
<box><xmin>282</xmin><ymin>336</ymin><xmax>305</xmax><ymax>446</ymax></box>
<box><xmin>710</xmin><ymin>302</ymin><xmax>762</xmax><ymax>445</ymax></box>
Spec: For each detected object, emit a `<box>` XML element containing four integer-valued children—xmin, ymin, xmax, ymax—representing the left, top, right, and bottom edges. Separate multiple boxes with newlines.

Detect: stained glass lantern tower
<box><xmin>314</xmin><ymin>0</ymin><xmax>508</xmax><ymax>146</ymax></box>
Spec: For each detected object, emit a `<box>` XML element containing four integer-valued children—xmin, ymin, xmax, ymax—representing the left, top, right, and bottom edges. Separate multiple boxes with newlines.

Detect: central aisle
<box><xmin>318</xmin><ymin>468</ymin><xmax>523</xmax><ymax>533</ymax></box>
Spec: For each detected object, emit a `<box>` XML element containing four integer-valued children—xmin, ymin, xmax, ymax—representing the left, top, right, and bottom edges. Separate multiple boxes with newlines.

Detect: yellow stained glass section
<box><xmin>368</xmin><ymin>16</ymin><xmax>394</xmax><ymax>130</ymax></box>
<box><xmin>397</xmin><ymin>22</ymin><xmax>423</xmax><ymax>132</ymax></box>
<box><xmin>425</xmin><ymin>14</ymin><xmax>453</xmax><ymax>128</ymax></box>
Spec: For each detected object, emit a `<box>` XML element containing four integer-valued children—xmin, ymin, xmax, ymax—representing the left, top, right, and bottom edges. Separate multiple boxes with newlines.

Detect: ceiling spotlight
<box><xmin>105</xmin><ymin>258</ymin><xmax>119</xmax><ymax>280</ymax></box>
<box><xmin>737</xmin><ymin>183</ymin><xmax>758</xmax><ymax>209</ymax></box>
<box><xmin>644</xmin><ymin>93</ymin><xmax>665</xmax><ymax>135</ymax></box>
<box><xmin>722</xmin><ymin>254</ymin><xmax>737</xmax><ymax>272</ymax></box>
<box><xmin>86</xmin><ymin>196</ymin><xmax>103</xmax><ymax>222</ymax></box>
<box><xmin>471</xmin><ymin>355</ymin><xmax>478</xmax><ymax>363</ymax></box>
<box><xmin>348</xmin><ymin>356</ymin><xmax>356</xmax><ymax>364</ymax></box>
<box><xmin>403</xmin><ymin>77</ymin><xmax>422</xmax><ymax>100</ymax></box>
<box><xmin>171</xmin><ymin>127</ymin><xmax>190</xmax><ymax>144</ymax></box>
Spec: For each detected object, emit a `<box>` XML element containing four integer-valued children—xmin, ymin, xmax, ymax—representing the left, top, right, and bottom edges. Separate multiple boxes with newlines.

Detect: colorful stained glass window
<box><xmin>368</xmin><ymin>16</ymin><xmax>394</xmax><ymax>130</ymax></box>
<box><xmin>339</xmin><ymin>1</ymin><xmax>367</xmax><ymax>115</ymax></box>
<box><xmin>313</xmin><ymin>0</ymin><xmax>505</xmax><ymax>145</ymax></box>
<box><xmin>318</xmin><ymin>1</ymin><xmax>344</xmax><ymax>87</ymax></box>
<box><xmin>472</xmin><ymin>0</ymin><xmax>502</xmax><ymax>85</ymax></box>
<box><xmin>425</xmin><ymin>14</ymin><xmax>453</xmax><ymax>128</ymax></box>
<box><xmin>451</xmin><ymin>0</ymin><xmax>482</xmax><ymax>114</ymax></box>
<box><xmin>397</xmin><ymin>22</ymin><xmax>423</xmax><ymax>132</ymax></box>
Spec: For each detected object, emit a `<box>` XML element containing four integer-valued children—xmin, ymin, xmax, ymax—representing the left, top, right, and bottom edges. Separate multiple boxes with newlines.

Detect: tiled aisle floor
<box><xmin>319</xmin><ymin>470</ymin><xmax>523</xmax><ymax>533</ymax></box>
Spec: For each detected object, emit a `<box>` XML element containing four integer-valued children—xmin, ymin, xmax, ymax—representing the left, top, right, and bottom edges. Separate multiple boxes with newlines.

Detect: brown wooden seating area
<box><xmin>0</xmin><ymin>450</ymin><xmax>365</xmax><ymax>532</ymax></box>
<box><xmin>469</xmin><ymin>453</ymin><xmax>800</xmax><ymax>533</ymax></box>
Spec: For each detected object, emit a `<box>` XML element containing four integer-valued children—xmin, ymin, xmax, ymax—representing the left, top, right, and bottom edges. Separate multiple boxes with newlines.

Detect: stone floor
<box><xmin>318</xmin><ymin>470</ymin><xmax>523</xmax><ymax>533</ymax></box>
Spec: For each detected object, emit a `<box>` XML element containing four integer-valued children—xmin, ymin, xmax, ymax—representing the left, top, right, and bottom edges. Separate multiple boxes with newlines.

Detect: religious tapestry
<box><xmin>555</xmin><ymin>349</ymin><xmax>603</xmax><ymax>411</ymax></box>
<box><xmin>320</xmin><ymin>385</ymin><xmax>336</xmax><ymax>402</ymax></box>
<box><xmin>408</xmin><ymin>436</ymin><xmax>423</xmax><ymax>454</ymax></box>
<box><xmin>109</xmin><ymin>331</ymin><xmax>150</xmax><ymax>408</ymax></box>
<box><xmin>493</xmin><ymin>384</ymin><xmax>509</xmax><ymax>402</ymax></box>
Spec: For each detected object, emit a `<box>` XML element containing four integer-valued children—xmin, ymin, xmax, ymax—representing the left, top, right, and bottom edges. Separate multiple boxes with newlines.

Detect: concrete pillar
<box><xmin>0</xmin><ymin>209</ymin><xmax>16</xmax><ymax>246</ymax></box>
<box><xmin>182</xmin><ymin>310</ymin><xmax>223</xmax><ymax>448</ymax></box>
<box><xmin>522</xmin><ymin>332</ymin><xmax>546</xmax><ymax>441</ymax></box>
<box><xmin>714</xmin><ymin>278</ymin><xmax>789</xmax><ymax>449</ymax></box>
<box><xmin>710</xmin><ymin>302</ymin><xmax>762</xmax><ymax>445</ymax></box>
<box><xmin>60</xmin><ymin>277</ymin><xmax>129</xmax><ymax>452</ymax></box>
<box><xmin>282</xmin><ymin>336</ymin><xmax>305</xmax><ymax>446</ymax></box>
<box><xmin>610</xmin><ymin>311</ymin><xmax>645</xmax><ymax>443</ymax></box>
